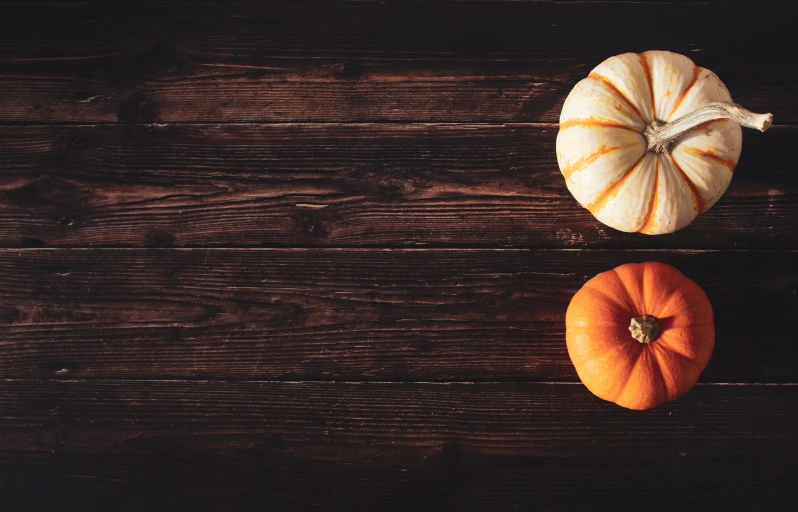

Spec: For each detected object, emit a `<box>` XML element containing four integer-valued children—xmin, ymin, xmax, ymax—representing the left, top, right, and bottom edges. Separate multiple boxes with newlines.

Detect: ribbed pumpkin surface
<box><xmin>556</xmin><ymin>51</ymin><xmax>742</xmax><ymax>234</ymax></box>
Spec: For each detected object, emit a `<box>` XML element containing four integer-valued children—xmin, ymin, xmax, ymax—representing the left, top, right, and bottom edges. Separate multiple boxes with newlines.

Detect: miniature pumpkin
<box><xmin>556</xmin><ymin>50</ymin><xmax>773</xmax><ymax>234</ymax></box>
<box><xmin>565</xmin><ymin>262</ymin><xmax>714</xmax><ymax>410</ymax></box>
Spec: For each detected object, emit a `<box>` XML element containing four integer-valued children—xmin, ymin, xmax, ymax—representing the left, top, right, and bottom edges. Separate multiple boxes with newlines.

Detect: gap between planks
<box><xmin>0</xmin><ymin>379</ymin><xmax>795</xmax><ymax>386</ymax></box>
<box><xmin>0</xmin><ymin>121</ymin><xmax>793</xmax><ymax>128</ymax></box>
<box><xmin>0</xmin><ymin>248</ymin><xmax>796</xmax><ymax>252</ymax></box>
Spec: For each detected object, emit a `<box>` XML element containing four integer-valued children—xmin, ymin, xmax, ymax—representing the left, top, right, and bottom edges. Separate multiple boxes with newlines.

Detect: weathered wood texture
<box><xmin>1</xmin><ymin>124</ymin><xmax>792</xmax><ymax>249</ymax></box>
<box><xmin>0</xmin><ymin>381</ymin><xmax>795</xmax><ymax>510</ymax></box>
<box><xmin>0</xmin><ymin>2</ymin><xmax>793</xmax><ymax>124</ymax></box>
<box><xmin>2</xmin><ymin>2</ymin><xmax>796</xmax><ymax>510</ymax></box>
<box><xmin>1</xmin><ymin>249</ymin><xmax>795</xmax><ymax>382</ymax></box>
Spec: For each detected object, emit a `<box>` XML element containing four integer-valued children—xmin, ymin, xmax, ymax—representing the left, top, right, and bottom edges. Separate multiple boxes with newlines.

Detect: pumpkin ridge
<box><xmin>652</xmin><ymin>336</ymin><xmax>701</xmax><ymax>368</ymax></box>
<box><xmin>638</xmin><ymin>53</ymin><xmax>655</xmax><ymax>119</ymax></box>
<box><xmin>638</xmin><ymin>158</ymin><xmax>661</xmax><ymax>234</ymax></box>
<box><xmin>683</xmin><ymin>146</ymin><xmax>737</xmax><ymax>171</ymax></box>
<box><xmin>656</xmin><ymin>304</ymin><xmax>715</xmax><ymax>328</ymax></box>
<box><xmin>611</xmin><ymin>265</ymin><xmax>646</xmax><ymax>315</ymax></box>
<box><xmin>569</xmin><ymin>326</ymin><xmax>637</xmax><ymax>362</ymax></box>
<box><xmin>612</xmin><ymin>347</ymin><xmax>644</xmax><ymax>404</ymax></box>
<box><xmin>646</xmin><ymin>274</ymin><xmax>689</xmax><ymax>319</ymax></box>
<box><xmin>668</xmin><ymin>154</ymin><xmax>706</xmax><ymax>215</ymax></box>
<box><xmin>650</xmin><ymin>342</ymin><xmax>699</xmax><ymax>401</ymax></box>
<box><xmin>584</xmin><ymin>279</ymin><xmax>637</xmax><ymax>315</ymax></box>
<box><xmin>586</xmin><ymin>154</ymin><xmax>646</xmax><ymax>214</ymax></box>
<box><xmin>667</xmin><ymin>65</ymin><xmax>702</xmax><ymax>121</ymax></box>
<box><xmin>558</xmin><ymin>51</ymin><xmax>772</xmax><ymax>236</ymax></box>
<box><xmin>588</xmin><ymin>72</ymin><xmax>645</xmax><ymax>124</ymax></box>
<box><xmin>565</xmin><ymin>261</ymin><xmax>715</xmax><ymax>410</ymax></box>
<box><xmin>561</xmin><ymin>143</ymin><xmax>635</xmax><ymax>180</ymax></box>
<box><xmin>645</xmin><ymin>348</ymin><xmax>671</xmax><ymax>403</ymax></box>
<box><xmin>559</xmin><ymin>118</ymin><xmax>639</xmax><ymax>132</ymax></box>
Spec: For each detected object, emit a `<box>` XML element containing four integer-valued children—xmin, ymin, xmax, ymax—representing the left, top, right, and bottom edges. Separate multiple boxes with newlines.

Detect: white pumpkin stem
<box><xmin>644</xmin><ymin>101</ymin><xmax>773</xmax><ymax>154</ymax></box>
<box><xmin>629</xmin><ymin>315</ymin><xmax>661</xmax><ymax>344</ymax></box>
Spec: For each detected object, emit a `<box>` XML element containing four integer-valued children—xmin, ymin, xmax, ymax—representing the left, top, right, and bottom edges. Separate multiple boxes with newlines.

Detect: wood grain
<box><xmin>1</xmin><ymin>447</ymin><xmax>793</xmax><ymax>511</ymax></box>
<box><xmin>0</xmin><ymin>380</ymin><xmax>795</xmax><ymax>510</ymax></box>
<box><xmin>0</xmin><ymin>2</ymin><xmax>793</xmax><ymax>123</ymax></box>
<box><xmin>0</xmin><ymin>249</ymin><xmax>795</xmax><ymax>382</ymax></box>
<box><xmin>1</xmin><ymin>124</ymin><xmax>793</xmax><ymax>249</ymax></box>
<box><xmin>2</xmin><ymin>4</ymin><xmax>796</xmax><ymax>510</ymax></box>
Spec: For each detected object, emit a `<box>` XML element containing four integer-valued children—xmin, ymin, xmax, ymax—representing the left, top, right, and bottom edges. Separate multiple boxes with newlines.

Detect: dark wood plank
<box><xmin>0</xmin><ymin>2</ymin><xmax>793</xmax><ymax>123</ymax></box>
<box><xmin>0</xmin><ymin>124</ymin><xmax>793</xmax><ymax>249</ymax></box>
<box><xmin>2</xmin><ymin>446</ymin><xmax>793</xmax><ymax>512</ymax></box>
<box><xmin>8</xmin><ymin>380</ymin><xmax>790</xmax><ymax>453</ymax></box>
<box><xmin>0</xmin><ymin>249</ymin><xmax>795</xmax><ymax>382</ymax></box>
<box><xmin>0</xmin><ymin>381</ymin><xmax>795</xmax><ymax>510</ymax></box>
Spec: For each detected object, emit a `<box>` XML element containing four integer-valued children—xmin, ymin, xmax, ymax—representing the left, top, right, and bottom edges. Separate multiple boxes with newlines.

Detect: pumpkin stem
<box><xmin>629</xmin><ymin>315</ymin><xmax>661</xmax><ymax>344</ymax></box>
<box><xmin>644</xmin><ymin>101</ymin><xmax>773</xmax><ymax>154</ymax></box>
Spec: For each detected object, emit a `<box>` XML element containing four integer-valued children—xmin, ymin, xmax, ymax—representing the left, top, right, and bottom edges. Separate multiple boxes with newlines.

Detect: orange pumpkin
<box><xmin>566</xmin><ymin>261</ymin><xmax>714</xmax><ymax>410</ymax></box>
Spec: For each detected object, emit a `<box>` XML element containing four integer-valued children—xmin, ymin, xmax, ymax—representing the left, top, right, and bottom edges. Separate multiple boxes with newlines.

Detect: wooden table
<box><xmin>1</xmin><ymin>2</ymin><xmax>796</xmax><ymax>510</ymax></box>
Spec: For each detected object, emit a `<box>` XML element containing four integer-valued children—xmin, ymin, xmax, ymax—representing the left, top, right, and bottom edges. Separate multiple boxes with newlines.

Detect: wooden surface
<box><xmin>1</xmin><ymin>1</ymin><xmax>796</xmax><ymax>511</ymax></box>
<box><xmin>1</xmin><ymin>249</ymin><xmax>796</xmax><ymax>382</ymax></box>
<box><xmin>1</xmin><ymin>125</ymin><xmax>793</xmax><ymax>249</ymax></box>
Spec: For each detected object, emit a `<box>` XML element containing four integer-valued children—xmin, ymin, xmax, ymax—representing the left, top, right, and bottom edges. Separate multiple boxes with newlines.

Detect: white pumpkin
<box><xmin>556</xmin><ymin>50</ymin><xmax>772</xmax><ymax>234</ymax></box>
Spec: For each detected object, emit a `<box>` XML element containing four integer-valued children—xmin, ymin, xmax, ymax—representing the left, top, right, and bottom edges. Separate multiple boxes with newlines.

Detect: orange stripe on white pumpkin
<box><xmin>560</xmin><ymin>144</ymin><xmax>623</xmax><ymax>180</ymax></box>
<box><xmin>556</xmin><ymin>125</ymin><xmax>645</xmax><ymax>208</ymax></box>
<box><xmin>671</xmin><ymin>142</ymin><xmax>736</xmax><ymax>212</ymax></box>
<box><xmin>589</xmin><ymin>154</ymin><xmax>657</xmax><ymax>233</ymax></box>
<box><xmin>558</xmin><ymin>118</ymin><xmax>639</xmax><ymax>131</ymax></box>
<box><xmin>588</xmin><ymin>72</ymin><xmax>645</xmax><ymax>124</ymax></box>
<box><xmin>591</xmin><ymin>52</ymin><xmax>655</xmax><ymax>124</ymax></box>
<box><xmin>640</xmin><ymin>156</ymin><xmax>700</xmax><ymax>234</ymax></box>
<box><xmin>667</xmin><ymin>65</ymin><xmax>702</xmax><ymax>121</ymax></box>
<box><xmin>586</xmin><ymin>154</ymin><xmax>646</xmax><ymax>213</ymax></box>
<box><xmin>668</xmin><ymin>68</ymin><xmax>733</xmax><ymax>121</ymax></box>
<box><xmin>682</xmin><ymin>146</ymin><xmax>737</xmax><ymax>171</ymax></box>
<box><xmin>668</xmin><ymin>154</ymin><xmax>706</xmax><ymax>215</ymax></box>
<box><xmin>557</xmin><ymin>51</ymin><xmax>772</xmax><ymax>235</ymax></box>
<box><xmin>637</xmin><ymin>158</ymin><xmax>660</xmax><ymax>234</ymax></box>
<box><xmin>559</xmin><ymin>76</ymin><xmax>646</xmax><ymax>131</ymax></box>
<box><xmin>637</xmin><ymin>53</ymin><xmax>655</xmax><ymax>117</ymax></box>
<box><xmin>643</xmin><ymin>51</ymin><xmax>697</xmax><ymax>122</ymax></box>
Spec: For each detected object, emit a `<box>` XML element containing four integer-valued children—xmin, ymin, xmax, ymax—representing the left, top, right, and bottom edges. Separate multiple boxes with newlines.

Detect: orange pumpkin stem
<box><xmin>629</xmin><ymin>315</ymin><xmax>661</xmax><ymax>344</ymax></box>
